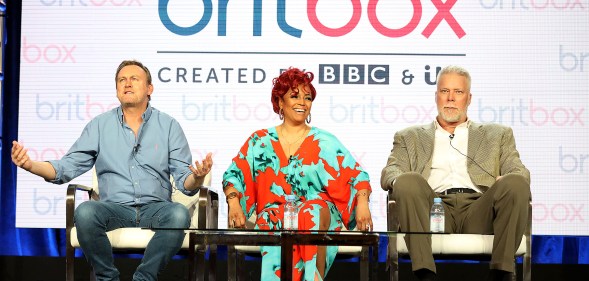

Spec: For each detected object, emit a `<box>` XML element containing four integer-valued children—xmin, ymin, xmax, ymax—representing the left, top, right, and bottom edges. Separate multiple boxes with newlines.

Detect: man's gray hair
<box><xmin>437</xmin><ymin>65</ymin><xmax>471</xmax><ymax>91</ymax></box>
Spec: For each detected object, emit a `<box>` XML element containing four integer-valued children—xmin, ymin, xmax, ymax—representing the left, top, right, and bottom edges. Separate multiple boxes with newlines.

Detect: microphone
<box><xmin>289</xmin><ymin>155</ymin><xmax>295</xmax><ymax>163</ymax></box>
<box><xmin>133</xmin><ymin>143</ymin><xmax>140</xmax><ymax>153</ymax></box>
<box><xmin>448</xmin><ymin>134</ymin><xmax>494</xmax><ymax>179</ymax></box>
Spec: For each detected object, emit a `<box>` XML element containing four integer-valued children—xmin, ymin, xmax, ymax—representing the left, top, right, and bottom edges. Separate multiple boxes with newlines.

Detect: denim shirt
<box><xmin>48</xmin><ymin>104</ymin><xmax>196</xmax><ymax>206</ymax></box>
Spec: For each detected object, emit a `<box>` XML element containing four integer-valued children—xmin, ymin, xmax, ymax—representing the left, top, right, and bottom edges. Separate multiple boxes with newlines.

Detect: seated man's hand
<box><xmin>12</xmin><ymin>141</ymin><xmax>33</xmax><ymax>171</ymax></box>
<box><xmin>190</xmin><ymin>152</ymin><xmax>213</xmax><ymax>178</ymax></box>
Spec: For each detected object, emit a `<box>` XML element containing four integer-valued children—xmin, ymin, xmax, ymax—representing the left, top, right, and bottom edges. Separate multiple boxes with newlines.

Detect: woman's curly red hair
<box><xmin>271</xmin><ymin>67</ymin><xmax>317</xmax><ymax>114</ymax></box>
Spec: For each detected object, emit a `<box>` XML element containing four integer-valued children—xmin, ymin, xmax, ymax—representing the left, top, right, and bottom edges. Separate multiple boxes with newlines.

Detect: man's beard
<box><xmin>439</xmin><ymin>108</ymin><xmax>463</xmax><ymax>123</ymax></box>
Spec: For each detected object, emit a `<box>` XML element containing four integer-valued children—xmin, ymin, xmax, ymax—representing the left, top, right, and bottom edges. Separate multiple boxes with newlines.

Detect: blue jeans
<box><xmin>74</xmin><ymin>201</ymin><xmax>190</xmax><ymax>281</ymax></box>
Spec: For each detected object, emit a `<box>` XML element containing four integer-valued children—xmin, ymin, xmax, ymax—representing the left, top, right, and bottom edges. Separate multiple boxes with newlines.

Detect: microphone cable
<box><xmin>449</xmin><ymin>134</ymin><xmax>495</xmax><ymax>179</ymax></box>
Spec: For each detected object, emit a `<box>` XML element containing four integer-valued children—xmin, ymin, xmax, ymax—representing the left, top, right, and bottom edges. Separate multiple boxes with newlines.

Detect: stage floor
<box><xmin>1</xmin><ymin>255</ymin><xmax>587</xmax><ymax>281</ymax></box>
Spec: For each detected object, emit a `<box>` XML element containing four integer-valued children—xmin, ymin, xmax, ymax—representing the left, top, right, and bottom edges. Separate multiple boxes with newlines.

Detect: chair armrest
<box><xmin>66</xmin><ymin>183</ymin><xmax>98</xmax><ymax>260</ymax></box>
<box><xmin>526</xmin><ymin>200</ymin><xmax>532</xmax><ymax>237</ymax></box>
<box><xmin>524</xmin><ymin>200</ymin><xmax>532</xmax><ymax>281</ymax></box>
<box><xmin>386</xmin><ymin>189</ymin><xmax>400</xmax><ymax>278</ymax></box>
<box><xmin>196</xmin><ymin>185</ymin><xmax>218</xmax><ymax>229</ymax></box>
<box><xmin>66</xmin><ymin>184</ymin><xmax>97</xmax><ymax>230</ymax></box>
<box><xmin>387</xmin><ymin>189</ymin><xmax>399</xmax><ymax>231</ymax></box>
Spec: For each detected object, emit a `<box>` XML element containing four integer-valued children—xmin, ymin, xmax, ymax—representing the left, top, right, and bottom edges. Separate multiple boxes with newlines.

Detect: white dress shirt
<box><xmin>427</xmin><ymin>120</ymin><xmax>481</xmax><ymax>193</ymax></box>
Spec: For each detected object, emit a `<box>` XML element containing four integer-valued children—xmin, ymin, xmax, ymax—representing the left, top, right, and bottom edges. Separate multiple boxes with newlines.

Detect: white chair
<box><xmin>386</xmin><ymin>190</ymin><xmax>532</xmax><ymax>281</ymax></box>
<box><xmin>65</xmin><ymin>172</ymin><xmax>218</xmax><ymax>281</ymax></box>
<box><xmin>226</xmin><ymin>211</ymin><xmax>370</xmax><ymax>281</ymax></box>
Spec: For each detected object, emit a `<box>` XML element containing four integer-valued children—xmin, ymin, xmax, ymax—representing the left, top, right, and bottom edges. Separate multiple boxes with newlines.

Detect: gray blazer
<box><xmin>380</xmin><ymin>121</ymin><xmax>530</xmax><ymax>192</ymax></box>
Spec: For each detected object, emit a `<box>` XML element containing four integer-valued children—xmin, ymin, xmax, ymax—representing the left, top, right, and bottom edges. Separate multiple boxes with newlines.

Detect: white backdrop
<box><xmin>16</xmin><ymin>1</ymin><xmax>588</xmax><ymax>235</ymax></box>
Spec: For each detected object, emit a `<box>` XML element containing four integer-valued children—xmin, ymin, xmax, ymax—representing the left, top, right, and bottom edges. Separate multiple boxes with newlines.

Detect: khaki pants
<box><xmin>392</xmin><ymin>172</ymin><xmax>530</xmax><ymax>273</ymax></box>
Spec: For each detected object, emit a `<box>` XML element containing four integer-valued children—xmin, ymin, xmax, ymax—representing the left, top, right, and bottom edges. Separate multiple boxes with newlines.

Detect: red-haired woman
<box><xmin>223</xmin><ymin>67</ymin><xmax>373</xmax><ymax>280</ymax></box>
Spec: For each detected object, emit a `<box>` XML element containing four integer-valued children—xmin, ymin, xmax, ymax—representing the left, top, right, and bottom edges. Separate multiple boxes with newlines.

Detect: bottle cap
<box><xmin>286</xmin><ymin>194</ymin><xmax>296</xmax><ymax>201</ymax></box>
<box><xmin>433</xmin><ymin>197</ymin><xmax>442</xmax><ymax>203</ymax></box>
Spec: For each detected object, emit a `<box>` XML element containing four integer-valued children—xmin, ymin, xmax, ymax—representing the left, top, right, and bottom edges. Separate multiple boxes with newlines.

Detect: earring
<box><xmin>279</xmin><ymin>108</ymin><xmax>284</xmax><ymax>120</ymax></box>
<box><xmin>306</xmin><ymin>113</ymin><xmax>312</xmax><ymax>123</ymax></box>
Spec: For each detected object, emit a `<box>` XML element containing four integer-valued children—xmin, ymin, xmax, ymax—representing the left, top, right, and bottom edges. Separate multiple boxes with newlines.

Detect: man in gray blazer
<box><xmin>381</xmin><ymin>65</ymin><xmax>530</xmax><ymax>281</ymax></box>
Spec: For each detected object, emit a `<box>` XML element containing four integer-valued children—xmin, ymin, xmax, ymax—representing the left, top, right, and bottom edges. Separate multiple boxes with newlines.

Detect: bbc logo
<box><xmin>318</xmin><ymin>64</ymin><xmax>389</xmax><ymax>85</ymax></box>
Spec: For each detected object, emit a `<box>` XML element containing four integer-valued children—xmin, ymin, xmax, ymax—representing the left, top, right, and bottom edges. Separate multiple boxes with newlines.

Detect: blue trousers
<box><xmin>74</xmin><ymin>201</ymin><xmax>190</xmax><ymax>281</ymax></box>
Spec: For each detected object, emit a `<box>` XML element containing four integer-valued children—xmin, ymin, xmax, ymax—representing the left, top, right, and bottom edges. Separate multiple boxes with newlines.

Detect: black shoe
<box><xmin>415</xmin><ymin>268</ymin><xmax>437</xmax><ymax>281</ymax></box>
<box><xmin>486</xmin><ymin>269</ymin><xmax>513</xmax><ymax>281</ymax></box>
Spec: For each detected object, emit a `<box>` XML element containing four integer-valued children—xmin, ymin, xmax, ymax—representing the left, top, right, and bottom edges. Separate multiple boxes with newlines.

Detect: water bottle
<box><xmin>430</xmin><ymin>197</ymin><xmax>445</xmax><ymax>233</ymax></box>
<box><xmin>283</xmin><ymin>195</ymin><xmax>298</xmax><ymax>230</ymax></box>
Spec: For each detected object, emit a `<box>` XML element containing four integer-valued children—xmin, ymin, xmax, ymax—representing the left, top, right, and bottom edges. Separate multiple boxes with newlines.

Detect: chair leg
<box><xmin>523</xmin><ymin>257</ymin><xmax>531</xmax><ymax>281</ymax></box>
<box><xmin>189</xmin><ymin>249</ymin><xmax>194</xmax><ymax>281</ymax></box>
<box><xmin>227</xmin><ymin>246</ymin><xmax>237</xmax><ymax>281</ymax></box>
<box><xmin>188</xmin><ymin>233</ymin><xmax>196</xmax><ymax>281</ymax></box>
<box><xmin>360</xmin><ymin>246</ymin><xmax>368</xmax><ymax>281</ymax></box>
<box><xmin>512</xmin><ymin>260</ymin><xmax>518</xmax><ymax>281</ymax></box>
<box><xmin>208</xmin><ymin>245</ymin><xmax>217</xmax><ymax>281</ymax></box>
<box><xmin>523</xmin><ymin>237</ymin><xmax>532</xmax><ymax>281</ymax></box>
<box><xmin>195</xmin><ymin>245</ymin><xmax>207</xmax><ymax>281</ymax></box>
<box><xmin>89</xmin><ymin>267</ymin><xmax>96</xmax><ymax>281</ymax></box>
<box><xmin>371</xmin><ymin>244</ymin><xmax>379</xmax><ymax>281</ymax></box>
<box><xmin>236</xmin><ymin>251</ymin><xmax>245</xmax><ymax>281</ymax></box>
<box><xmin>66</xmin><ymin>245</ymin><xmax>75</xmax><ymax>281</ymax></box>
<box><xmin>387</xmin><ymin>234</ymin><xmax>399</xmax><ymax>281</ymax></box>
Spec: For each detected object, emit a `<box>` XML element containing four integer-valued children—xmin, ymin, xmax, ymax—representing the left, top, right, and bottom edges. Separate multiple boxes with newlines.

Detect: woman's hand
<box><xmin>355</xmin><ymin>201</ymin><xmax>373</xmax><ymax>231</ymax></box>
<box><xmin>227</xmin><ymin>197</ymin><xmax>247</xmax><ymax>229</ymax></box>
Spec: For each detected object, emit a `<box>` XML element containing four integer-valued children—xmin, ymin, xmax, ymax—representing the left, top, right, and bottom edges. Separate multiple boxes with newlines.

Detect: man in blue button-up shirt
<box><xmin>12</xmin><ymin>60</ymin><xmax>213</xmax><ymax>281</ymax></box>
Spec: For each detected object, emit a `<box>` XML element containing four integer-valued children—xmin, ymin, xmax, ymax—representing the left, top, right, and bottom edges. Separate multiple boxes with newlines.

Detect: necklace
<box><xmin>280</xmin><ymin>125</ymin><xmax>308</xmax><ymax>156</ymax></box>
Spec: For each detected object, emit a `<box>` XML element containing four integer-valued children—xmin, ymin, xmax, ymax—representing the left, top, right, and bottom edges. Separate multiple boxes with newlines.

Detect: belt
<box><xmin>439</xmin><ymin>187</ymin><xmax>477</xmax><ymax>195</ymax></box>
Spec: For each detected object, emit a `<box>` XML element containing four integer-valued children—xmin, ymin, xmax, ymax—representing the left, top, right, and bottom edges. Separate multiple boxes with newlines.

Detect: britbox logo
<box><xmin>480</xmin><ymin>0</ymin><xmax>587</xmax><ymax>10</ymax></box>
<box><xmin>560</xmin><ymin>45</ymin><xmax>588</xmax><ymax>72</ymax></box>
<box><xmin>533</xmin><ymin>203</ymin><xmax>585</xmax><ymax>223</ymax></box>
<box><xmin>21</xmin><ymin>37</ymin><xmax>76</xmax><ymax>64</ymax></box>
<box><xmin>36</xmin><ymin>94</ymin><xmax>119</xmax><ymax>121</ymax></box>
<box><xmin>159</xmin><ymin>0</ymin><xmax>465</xmax><ymax>38</ymax></box>
<box><xmin>477</xmin><ymin>98</ymin><xmax>585</xmax><ymax>127</ymax></box>
<box><xmin>559</xmin><ymin>146</ymin><xmax>588</xmax><ymax>174</ymax></box>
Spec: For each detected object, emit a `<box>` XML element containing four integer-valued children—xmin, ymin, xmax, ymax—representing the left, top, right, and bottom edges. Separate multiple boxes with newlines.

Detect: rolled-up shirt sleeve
<box><xmin>47</xmin><ymin>119</ymin><xmax>99</xmax><ymax>184</ymax></box>
<box><xmin>168</xmin><ymin>119</ymin><xmax>197</xmax><ymax>196</ymax></box>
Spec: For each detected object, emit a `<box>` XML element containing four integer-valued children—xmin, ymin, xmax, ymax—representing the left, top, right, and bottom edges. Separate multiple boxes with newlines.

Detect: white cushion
<box><xmin>337</xmin><ymin>246</ymin><xmax>363</xmax><ymax>254</ymax></box>
<box><xmin>70</xmin><ymin>227</ymin><xmax>191</xmax><ymax>249</ymax></box>
<box><xmin>234</xmin><ymin>245</ymin><xmax>261</xmax><ymax>252</ymax></box>
<box><xmin>396</xmin><ymin>234</ymin><xmax>527</xmax><ymax>255</ymax></box>
<box><xmin>69</xmin><ymin>174</ymin><xmax>211</xmax><ymax>250</ymax></box>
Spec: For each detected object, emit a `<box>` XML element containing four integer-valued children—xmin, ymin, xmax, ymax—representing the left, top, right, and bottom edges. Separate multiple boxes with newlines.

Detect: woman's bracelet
<box><xmin>356</xmin><ymin>191</ymin><xmax>370</xmax><ymax>202</ymax></box>
<box><xmin>225</xmin><ymin>191</ymin><xmax>238</xmax><ymax>203</ymax></box>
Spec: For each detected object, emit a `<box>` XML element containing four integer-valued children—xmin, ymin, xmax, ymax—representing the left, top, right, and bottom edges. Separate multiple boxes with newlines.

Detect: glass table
<box><xmin>146</xmin><ymin>228</ymin><xmax>443</xmax><ymax>281</ymax></box>
<box><xmin>186</xmin><ymin>228</ymin><xmax>381</xmax><ymax>281</ymax></box>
